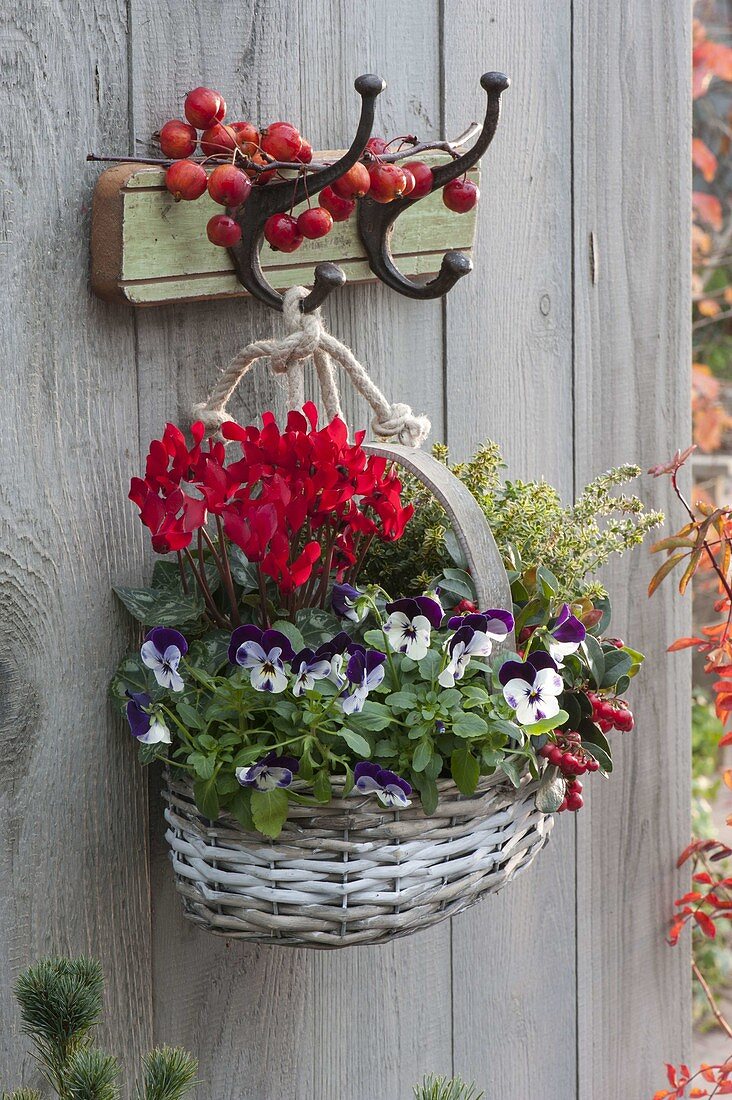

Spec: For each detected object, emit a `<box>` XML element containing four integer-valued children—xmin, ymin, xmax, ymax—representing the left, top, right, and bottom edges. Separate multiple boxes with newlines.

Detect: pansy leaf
<box><xmin>175</xmin><ymin>701</ymin><xmax>206</xmax><ymax>731</ymax></box>
<box><xmin>451</xmin><ymin>747</ymin><xmax>480</xmax><ymax>795</ymax></box>
<box><xmin>114</xmin><ymin>583</ymin><xmax>204</xmax><ymax>628</ymax></box>
<box><xmin>313</xmin><ymin>769</ymin><xmax>332</xmax><ymax>804</ymax></box>
<box><xmin>386</xmin><ymin>690</ymin><xmax>418</xmax><ymax>710</ymax></box>
<box><xmin>338</xmin><ymin>729</ymin><xmax>372</xmax><ymax>758</ymax></box>
<box><xmin>412</xmin><ymin>773</ymin><xmax>439</xmax><ymax>816</ymax></box>
<box><xmin>250</xmin><ymin>788</ymin><xmax>289</xmax><ymax>838</ymax></box>
<box><xmin>524</xmin><ymin>709</ymin><xmax>569</xmax><ymax>737</ymax></box>
<box><xmin>216</xmin><ymin>772</ymin><xmax>240</xmax><ymax>797</ymax></box>
<box><xmin>271</xmin><ymin>620</ymin><xmax>306</xmax><ymax>653</ymax></box>
<box><xmin>536</xmin><ymin>769</ymin><xmax>566</xmax><ymax>813</ymax></box>
<box><xmin>364</xmin><ymin>629</ymin><xmax>388</xmax><ymax>648</ymax></box>
<box><xmin>194</xmin><ymin>775</ymin><xmax>220</xmax><ymax>820</ymax></box>
<box><xmin>424</xmin><ymin>752</ymin><xmax>443</xmax><ymax>780</ymax></box>
<box><xmin>499</xmin><ymin>756</ymin><xmax>524</xmax><ymax>788</ymax></box>
<box><xmin>418</xmin><ymin>650</ymin><xmax>442</xmax><ymax>681</ymax></box>
<box><xmin>487</xmin><ymin>718</ymin><xmax>523</xmax><ymax>742</ymax></box>
<box><xmin>188</xmin><ymin>752</ymin><xmax>216</xmax><ymax>780</ymax></box>
<box><xmin>438</xmin><ymin>687</ymin><xmax>464</xmax><ymax>709</ymax></box>
<box><xmin>227</xmin><ymin>787</ymin><xmax>254</xmax><ymax>831</ymax></box>
<box><xmin>295</xmin><ymin>607</ymin><xmax>343</xmax><ymax>647</ymax></box>
<box><xmin>412</xmin><ymin>737</ymin><xmax>434</xmax><ymax>773</ymax></box>
<box><xmin>349</xmin><ymin>701</ymin><xmax>392</xmax><ymax>732</ymax></box>
<box><xmin>341</xmin><ymin>765</ymin><xmax>355</xmax><ymax>797</ymax></box>
<box><xmin>453</xmin><ymin>712</ymin><xmax>489</xmax><ymax>739</ymax></box>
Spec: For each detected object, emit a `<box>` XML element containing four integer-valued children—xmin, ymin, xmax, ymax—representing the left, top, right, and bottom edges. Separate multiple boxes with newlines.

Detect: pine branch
<box><xmin>14</xmin><ymin>958</ymin><xmax>104</xmax><ymax>1097</ymax></box>
<box><xmin>64</xmin><ymin>1049</ymin><xmax>120</xmax><ymax>1100</ymax></box>
<box><xmin>136</xmin><ymin>1047</ymin><xmax>198</xmax><ymax>1100</ymax></box>
<box><xmin>413</xmin><ymin>1076</ymin><xmax>484</xmax><ymax>1100</ymax></box>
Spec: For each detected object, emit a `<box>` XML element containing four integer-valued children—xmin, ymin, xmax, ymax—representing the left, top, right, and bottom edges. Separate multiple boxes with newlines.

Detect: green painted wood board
<box><xmin>91</xmin><ymin>155</ymin><xmax>478</xmax><ymax>305</ymax></box>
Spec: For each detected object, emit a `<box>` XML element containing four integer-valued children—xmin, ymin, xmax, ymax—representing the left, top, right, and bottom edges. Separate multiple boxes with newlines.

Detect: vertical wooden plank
<box><xmin>573</xmin><ymin>3</ymin><xmax>692</xmax><ymax>1096</ymax></box>
<box><xmin>0</xmin><ymin>1</ymin><xmax>152</xmax><ymax>1089</ymax></box>
<box><xmin>444</xmin><ymin>2</ymin><xmax>578</xmax><ymax>1096</ymax></box>
<box><xmin>130</xmin><ymin>2</ymin><xmax>451</xmax><ymax>1097</ymax></box>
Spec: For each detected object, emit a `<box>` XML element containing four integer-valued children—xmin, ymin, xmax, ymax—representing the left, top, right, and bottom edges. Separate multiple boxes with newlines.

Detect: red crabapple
<box><xmin>332</xmin><ymin>162</ymin><xmax>371</xmax><ymax>199</ymax></box>
<box><xmin>367</xmin><ymin>162</ymin><xmax>407</xmax><ymax>202</ymax></box>
<box><xmin>402</xmin><ymin>160</ymin><xmax>433</xmax><ymax>197</ymax></box>
<box><xmin>165</xmin><ymin>159</ymin><xmax>208</xmax><ymax>201</ymax></box>
<box><xmin>159</xmin><ymin>119</ymin><xmax>197</xmax><ymax>159</ymax></box>
<box><xmin>297</xmin><ymin>207</ymin><xmax>333</xmax><ymax>239</ymax></box>
<box><xmin>260</xmin><ymin>122</ymin><xmax>302</xmax><ymax>161</ymax></box>
<box><xmin>319</xmin><ymin>186</ymin><xmax>356</xmax><ymax>222</ymax></box>
<box><xmin>264</xmin><ymin>213</ymin><xmax>303</xmax><ymax>252</ymax></box>
<box><xmin>443</xmin><ymin>178</ymin><xmax>479</xmax><ymax>213</ymax></box>
<box><xmin>207</xmin><ymin>214</ymin><xmax>242</xmax><ymax>247</ymax></box>
<box><xmin>184</xmin><ymin>87</ymin><xmax>225</xmax><ymax>129</ymax></box>
<box><xmin>207</xmin><ymin>164</ymin><xmax>252</xmax><ymax>207</ymax></box>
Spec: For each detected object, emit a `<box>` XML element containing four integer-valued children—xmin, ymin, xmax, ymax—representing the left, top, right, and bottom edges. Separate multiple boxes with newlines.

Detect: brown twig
<box><xmin>693</xmin><ymin>958</ymin><xmax>732</xmax><ymax>1040</ymax></box>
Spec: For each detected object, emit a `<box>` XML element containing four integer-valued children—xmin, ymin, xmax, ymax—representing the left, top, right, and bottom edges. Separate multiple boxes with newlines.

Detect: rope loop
<box><xmin>193</xmin><ymin>285</ymin><xmax>430</xmax><ymax>448</ymax></box>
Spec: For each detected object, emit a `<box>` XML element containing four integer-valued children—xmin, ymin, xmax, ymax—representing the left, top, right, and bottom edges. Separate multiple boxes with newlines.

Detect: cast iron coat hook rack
<box><xmin>357</xmin><ymin>72</ymin><xmax>510</xmax><ymax>300</ymax></box>
<box><xmin>226</xmin><ymin>74</ymin><xmax>385</xmax><ymax>314</ymax></box>
<box><xmin>223</xmin><ymin>71</ymin><xmax>509</xmax><ymax>313</ymax></box>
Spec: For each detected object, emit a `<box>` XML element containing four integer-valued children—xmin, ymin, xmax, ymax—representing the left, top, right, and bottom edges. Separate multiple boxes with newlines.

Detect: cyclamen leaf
<box><xmin>295</xmin><ymin>607</ymin><xmax>343</xmax><ymax>646</ymax></box>
<box><xmin>451</xmin><ymin>747</ymin><xmax>480</xmax><ymax>795</ymax></box>
<box><xmin>114</xmin><ymin>584</ymin><xmax>204</xmax><ymax>627</ymax></box>
<box><xmin>338</xmin><ymin>729</ymin><xmax>372</xmax><ymax>757</ymax></box>
<box><xmin>271</xmin><ymin>620</ymin><xmax>306</xmax><ymax>653</ymax></box>
<box><xmin>250</xmin><ymin>788</ymin><xmax>289</xmax><ymax>838</ymax></box>
<box><xmin>228</xmin><ymin>548</ymin><xmax>261</xmax><ymax>592</ymax></box>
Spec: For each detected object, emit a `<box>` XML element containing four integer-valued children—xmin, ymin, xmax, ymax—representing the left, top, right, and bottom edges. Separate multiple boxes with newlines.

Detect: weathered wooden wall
<box><xmin>0</xmin><ymin>2</ymin><xmax>690</xmax><ymax>1098</ymax></box>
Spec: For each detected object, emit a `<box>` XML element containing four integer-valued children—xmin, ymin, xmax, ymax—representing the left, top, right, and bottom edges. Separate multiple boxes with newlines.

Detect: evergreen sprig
<box><xmin>413</xmin><ymin>1074</ymin><xmax>484</xmax><ymax>1100</ymax></box>
<box><xmin>363</xmin><ymin>441</ymin><xmax>663</xmax><ymax>601</ymax></box>
<box><xmin>7</xmin><ymin>957</ymin><xmax>197</xmax><ymax>1100</ymax></box>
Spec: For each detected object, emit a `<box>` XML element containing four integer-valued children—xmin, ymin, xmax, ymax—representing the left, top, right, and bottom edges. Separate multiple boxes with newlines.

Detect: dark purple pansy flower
<box><xmin>383</xmin><ymin>595</ymin><xmax>444</xmax><ymax>660</ymax></box>
<box><xmin>229</xmin><ymin>625</ymin><xmax>296</xmax><ymax>694</ymax></box>
<box><xmin>314</xmin><ymin>633</ymin><xmax>359</xmax><ymax>687</ymax></box>
<box><xmin>140</xmin><ymin>626</ymin><xmax>188</xmax><ymax>692</ymax></box>
<box><xmin>291</xmin><ymin>647</ymin><xmax>332</xmax><ymax>696</ymax></box>
<box><xmin>353</xmin><ymin>761</ymin><xmax>412</xmax><ymax>808</ymax></box>
<box><xmin>331</xmin><ymin>582</ymin><xmax>366</xmax><ymax>622</ymax></box>
<box><xmin>340</xmin><ymin>649</ymin><xmax>387</xmax><ymax>715</ymax></box>
<box><xmin>498</xmin><ymin>651</ymin><xmax>563</xmax><ymax>725</ymax></box>
<box><xmin>547</xmin><ymin>604</ymin><xmax>586</xmax><ymax>665</ymax></box>
<box><xmin>438</xmin><ymin>621</ymin><xmax>497</xmax><ymax>688</ymax></box>
<box><xmin>236</xmin><ymin>751</ymin><xmax>299</xmax><ymax>791</ymax></box>
<box><xmin>125</xmin><ymin>690</ymin><xmax>171</xmax><ymax>745</ymax></box>
<box><xmin>447</xmin><ymin>609</ymin><xmax>515</xmax><ymax>640</ymax></box>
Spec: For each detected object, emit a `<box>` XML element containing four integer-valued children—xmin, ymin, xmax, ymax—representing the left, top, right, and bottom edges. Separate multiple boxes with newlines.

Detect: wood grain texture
<box><xmin>0</xmin><ymin>0</ymin><xmax>152</xmax><ymax>1090</ymax></box>
<box><xmin>443</xmin><ymin>3</ymin><xmax>578</xmax><ymax>1097</ymax></box>
<box><xmin>572</xmin><ymin>3</ymin><xmax>692</xmax><ymax>1096</ymax></box>
<box><xmin>130</xmin><ymin>2</ymin><xmax>451</xmax><ymax>1097</ymax></box>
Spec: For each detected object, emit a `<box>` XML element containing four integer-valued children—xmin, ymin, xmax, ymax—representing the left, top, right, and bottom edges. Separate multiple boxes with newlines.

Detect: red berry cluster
<box><xmin>587</xmin><ymin>692</ymin><xmax>634</xmax><ymax>733</ymax></box>
<box><xmin>156</xmin><ymin>85</ymin><xmax>480</xmax><ymax>253</ymax></box>
<box><xmin>539</xmin><ymin>730</ymin><xmax>600</xmax><ymax>813</ymax></box>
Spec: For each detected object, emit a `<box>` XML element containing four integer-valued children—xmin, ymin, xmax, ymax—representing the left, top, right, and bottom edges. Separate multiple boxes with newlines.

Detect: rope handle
<box><xmin>191</xmin><ymin>286</ymin><xmax>431</xmax><ymax>448</ymax></box>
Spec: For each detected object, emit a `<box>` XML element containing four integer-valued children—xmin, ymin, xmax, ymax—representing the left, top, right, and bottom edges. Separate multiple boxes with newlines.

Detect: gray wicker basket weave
<box><xmin>161</xmin><ymin>442</ymin><xmax>554</xmax><ymax>947</ymax></box>
<box><xmin>163</xmin><ymin>770</ymin><xmax>553</xmax><ymax>948</ymax></box>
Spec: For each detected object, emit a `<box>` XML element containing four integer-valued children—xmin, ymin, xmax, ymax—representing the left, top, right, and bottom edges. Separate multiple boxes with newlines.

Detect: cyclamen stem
<box><xmin>257</xmin><ymin>565</ymin><xmax>271</xmax><ymax>629</ymax></box>
<box><xmin>182</xmin><ymin>548</ymin><xmax>229</xmax><ymax>629</ymax></box>
<box><xmin>213</xmin><ymin>518</ymin><xmax>241</xmax><ymax>626</ymax></box>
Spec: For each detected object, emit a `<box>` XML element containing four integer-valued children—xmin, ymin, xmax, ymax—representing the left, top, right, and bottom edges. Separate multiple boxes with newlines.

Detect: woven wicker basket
<box><xmin>161</xmin><ymin>442</ymin><xmax>554</xmax><ymax>947</ymax></box>
<box><xmin>163</xmin><ymin>770</ymin><xmax>553</xmax><ymax>948</ymax></box>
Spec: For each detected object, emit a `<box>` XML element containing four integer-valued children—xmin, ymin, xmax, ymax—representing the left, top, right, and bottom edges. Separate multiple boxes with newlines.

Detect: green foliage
<box><xmin>136</xmin><ymin>1047</ymin><xmax>198</xmax><ymax>1100</ymax></box>
<box><xmin>362</xmin><ymin>441</ymin><xmax>663</xmax><ymax>601</ymax></box>
<box><xmin>413</xmin><ymin>1075</ymin><xmax>484</xmax><ymax>1100</ymax></box>
<box><xmin>7</xmin><ymin>958</ymin><xmax>196</xmax><ymax>1100</ymax></box>
<box><xmin>14</xmin><ymin>957</ymin><xmax>104</xmax><ymax>1096</ymax></box>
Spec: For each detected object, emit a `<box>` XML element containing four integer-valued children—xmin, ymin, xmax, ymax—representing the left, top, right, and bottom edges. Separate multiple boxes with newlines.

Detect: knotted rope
<box><xmin>191</xmin><ymin>286</ymin><xmax>431</xmax><ymax>448</ymax></box>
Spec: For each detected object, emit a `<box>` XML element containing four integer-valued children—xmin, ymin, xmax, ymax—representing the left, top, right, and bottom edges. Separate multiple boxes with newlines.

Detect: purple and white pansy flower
<box><xmin>229</xmin><ymin>624</ymin><xmax>296</xmax><ymax>694</ymax></box>
<box><xmin>291</xmin><ymin>647</ymin><xmax>333</xmax><ymax>696</ymax></box>
<box><xmin>235</xmin><ymin>752</ymin><xmax>299</xmax><ymax>791</ymax></box>
<box><xmin>315</xmin><ymin>632</ymin><xmax>356</xmax><ymax>686</ymax></box>
<box><xmin>546</xmin><ymin>604</ymin><xmax>586</xmax><ymax>666</ymax></box>
<box><xmin>383</xmin><ymin>595</ymin><xmax>444</xmax><ymax>661</ymax></box>
<box><xmin>125</xmin><ymin>691</ymin><xmax>171</xmax><ymax>745</ymax></box>
<box><xmin>353</xmin><ymin>761</ymin><xmax>412</xmax><ymax>808</ymax></box>
<box><xmin>340</xmin><ymin>648</ymin><xmax>387</xmax><ymax>714</ymax></box>
<box><xmin>140</xmin><ymin>627</ymin><xmax>188</xmax><ymax>692</ymax></box>
<box><xmin>499</xmin><ymin>651</ymin><xmax>564</xmax><ymax>725</ymax></box>
<box><xmin>331</xmin><ymin>582</ymin><xmax>367</xmax><ymax>623</ymax></box>
<box><xmin>447</xmin><ymin>609</ymin><xmax>515</xmax><ymax>643</ymax></box>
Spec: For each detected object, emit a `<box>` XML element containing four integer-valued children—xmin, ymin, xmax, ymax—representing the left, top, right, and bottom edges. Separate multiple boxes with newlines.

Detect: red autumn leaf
<box><xmin>668</xmin><ymin>637</ymin><xmax>705</xmax><ymax>652</ymax></box>
<box><xmin>718</xmin><ymin>729</ymin><xmax>732</xmax><ymax>746</ymax></box>
<box><xmin>692</xmin><ymin>137</ymin><xmax>718</xmax><ymax>182</ymax></box>
<box><xmin>694</xmin><ymin>910</ymin><xmax>717</xmax><ymax>938</ymax></box>
<box><xmin>693</xmin><ymin>191</ymin><xmax>723</xmax><ymax>231</ymax></box>
<box><xmin>693</xmin><ymin>872</ymin><xmax>714</xmax><ymax>885</ymax></box>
